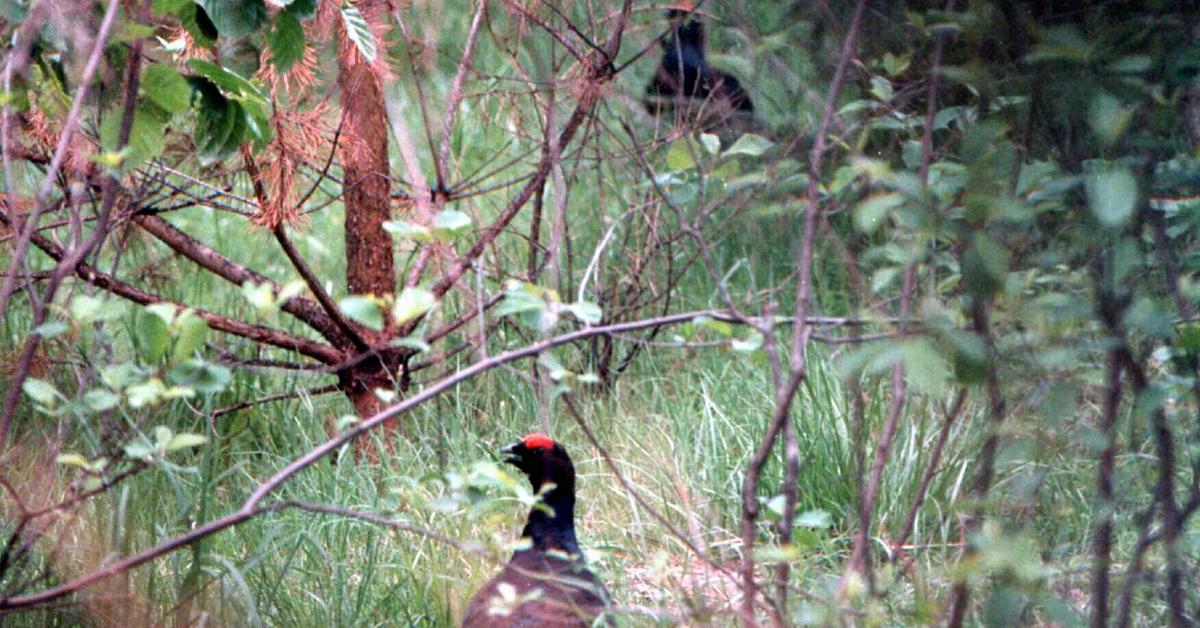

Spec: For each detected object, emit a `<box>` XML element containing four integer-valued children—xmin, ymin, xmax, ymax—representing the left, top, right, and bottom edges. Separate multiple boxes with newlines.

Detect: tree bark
<box><xmin>336</xmin><ymin>0</ymin><xmax>399</xmax><ymax>454</ymax></box>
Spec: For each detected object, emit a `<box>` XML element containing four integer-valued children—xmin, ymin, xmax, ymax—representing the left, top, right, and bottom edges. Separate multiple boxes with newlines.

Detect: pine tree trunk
<box><xmin>336</xmin><ymin>0</ymin><xmax>399</xmax><ymax>456</ymax></box>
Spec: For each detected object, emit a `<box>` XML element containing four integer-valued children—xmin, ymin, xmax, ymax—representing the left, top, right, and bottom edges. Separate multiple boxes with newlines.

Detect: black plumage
<box><xmin>646</xmin><ymin>5</ymin><xmax>754</xmax><ymax>115</ymax></box>
<box><xmin>463</xmin><ymin>434</ymin><xmax>611</xmax><ymax>628</ymax></box>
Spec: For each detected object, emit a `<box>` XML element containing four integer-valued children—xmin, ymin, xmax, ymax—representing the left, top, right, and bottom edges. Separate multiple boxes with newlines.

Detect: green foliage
<box><xmin>186</xmin><ymin>60</ymin><xmax>270</xmax><ymax>161</ymax></box>
<box><xmin>197</xmin><ymin>0</ymin><xmax>267</xmax><ymax>38</ymax></box>
<box><xmin>268</xmin><ymin>12</ymin><xmax>306</xmax><ymax>73</ymax></box>
<box><xmin>339</xmin><ymin>4</ymin><xmax>376</xmax><ymax>62</ymax></box>
<box><xmin>142</xmin><ymin>63</ymin><xmax>191</xmax><ymax>113</ymax></box>
<box><xmin>338</xmin><ymin>295</ymin><xmax>384</xmax><ymax>331</ymax></box>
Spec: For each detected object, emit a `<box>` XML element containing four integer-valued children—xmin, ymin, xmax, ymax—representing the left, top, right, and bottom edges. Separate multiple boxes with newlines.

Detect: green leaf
<box><xmin>901</xmin><ymin>339</ymin><xmax>951</xmax><ymax>394</ymax></box>
<box><xmin>32</xmin><ymin>321</ymin><xmax>69</xmax><ymax>338</ymax></box>
<box><xmin>881</xmin><ymin>52</ymin><xmax>910</xmax><ymax>76</ymax></box>
<box><xmin>1107</xmin><ymin>55</ymin><xmax>1152</xmax><ymax>74</ymax></box>
<box><xmin>136</xmin><ymin>306</ymin><xmax>171</xmax><ymax>362</ymax></box>
<box><xmin>84</xmin><ymin>389</ymin><xmax>121</xmax><ymax>412</ymax></box>
<box><xmin>340</xmin><ymin>4</ymin><xmax>377</xmax><ymax>62</ymax></box>
<box><xmin>165</xmin><ymin>433</ymin><xmax>209</xmax><ymax>452</ymax></box>
<box><xmin>198</xmin><ymin>0</ymin><xmax>267</xmax><ymax>38</ymax></box>
<box><xmin>55</xmin><ymin>453</ymin><xmax>89</xmax><ymax>468</ymax></box>
<box><xmin>284</xmin><ymin>0</ymin><xmax>317</xmax><ymax>19</ymax></box>
<box><xmin>124</xmin><ymin>438</ymin><xmax>156</xmax><ymax>460</ymax></box>
<box><xmin>692</xmin><ymin>315</ymin><xmax>732</xmax><ymax>337</ymax></box>
<box><xmin>100</xmin><ymin>105</ymin><xmax>168</xmax><ymax>169</ymax></box>
<box><xmin>155</xmin><ymin>426</ymin><xmax>173</xmax><ymax>448</ymax></box>
<box><xmin>495</xmin><ymin>283</ymin><xmax>550</xmax><ymax>318</ymax></box>
<box><xmin>392</xmin><ymin>287</ymin><xmax>438</xmax><ymax>325</ymax></box>
<box><xmin>152</xmin><ymin>0</ymin><xmax>190</xmax><ymax>15</ymax></box>
<box><xmin>171</xmin><ymin>311</ymin><xmax>209</xmax><ymax>365</ymax></box>
<box><xmin>753</xmin><ymin>544</ymin><xmax>803</xmax><ymax>564</ymax></box>
<box><xmin>854</xmin><ymin>192</ymin><xmax>904</xmax><ymax>233</ymax></box>
<box><xmin>182</xmin><ymin>3</ymin><xmax>219</xmax><ymax>44</ymax></box>
<box><xmin>268</xmin><ymin>12</ymin><xmax>306</xmax><ymax>73</ymax></box>
<box><xmin>142</xmin><ymin>63</ymin><xmax>190</xmax><ymax>113</ymax></box>
<box><xmin>168</xmin><ymin>360</ymin><xmax>232</xmax><ymax>394</ymax></box>
<box><xmin>698</xmin><ymin>133</ymin><xmax>720</xmax><ymax>155</ymax></box>
<box><xmin>339</xmin><ymin>295</ymin><xmax>384</xmax><ymax>331</ymax></box>
<box><xmin>731</xmin><ymin>330</ymin><xmax>763</xmax><ymax>353</ymax></box>
<box><xmin>962</xmin><ymin>235</ymin><xmax>1009</xmax><ymax>299</ymax></box>
<box><xmin>539</xmin><ymin>352</ymin><xmax>569</xmax><ymax>381</ymax></box>
<box><xmin>187</xmin><ymin>60</ymin><xmax>265</xmax><ymax>103</ymax></box>
<box><xmin>127</xmin><ymin>379</ymin><xmax>168</xmax><ymax>408</ymax></box>
<box><xmin>666</xmin><ymin>140</ymin><xmax>695</xmax><ymax>171</ymax></box>
<box><xmin>70</xmin><ymin>295</ymin><xmax>102</xmax><ymax>322</ymax></box>
<box><xmin>390</xmin><ymin>335</ymin><xmax>431</xmax><ymax>353</ymax></box>
<box><xmin>147</xmin><ymin>302</ymin><xmax>178</xmax><ymax>326</ymax></box>
<box><xmin>794</xmin><ymin>510</ymin><xmax>832</xmax><ymax>529</ymax></box>
<box><xmin>382</xmin><ymin>220</ymin><xmax>433</xmax><ymax>241</ymax></box>
<box><xmin>563</xmin><ymin>301</ymin><xmax>601</xmax><ymax>325</ymax></box>
<box><xmin>1088</xmin><ymin>92</ymin><xmax>1133</xmax><ymax>147</ymax></box>
<box><xmin>241</xmin><ymin>280</ymin><xmax>277</xmax><ymax>314</ymax></box>
<box><xmin>723</xmin><ymin>133</ymin><xmax>773</xmax><ymax>157</ymax></box>
<box><xmin>189</xmin><ymin>78</ymin><xmax>242</xmax><ymax>162</ymax></box>
<box><xmin>1086</xmin><ymin>168</ymin><xmax>1137</xmax><ymax>227</ymax></box>
<box><xmin>432</xmin><ymin>210</ymin><xmax>473</xmax><ymax>241</ymax></box>
<box><xmin>869</xmin><ymin>75</ymin><xmax>893</xmax><ymax>101</ymax></box>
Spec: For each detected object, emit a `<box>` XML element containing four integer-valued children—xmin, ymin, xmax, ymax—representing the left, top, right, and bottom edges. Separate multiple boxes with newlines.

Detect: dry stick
<box><xmin>1117</xmin><ymin>349</ymin><xmax>1187</xmax><ymax>626</ymax></box>
<box><xmin>842</xmin><ymin>267</ymin><xmax>914</xmax><ymax>595</ymax></box>
<box><xmin>560</xmin><ymin>396</ymin><xmax>730</xmax><ymax>576</ymax></box>
<box><xmin>946</xmin><ymin>299</ymin><xmax>1003</xmax><ymax>627</ymax></box>
<box><xmin>0</xmin><ymin>309</ymin><xmax>771</xmax><ymax>611</ymax></box>
<box><xmin>0</xmin><ymin>4</ymin><xmax>140</xmax><ymax>443</ymax></box>
<box><xmin>1091</xmin><ymin>344</ymin><xmax>1124</xmax><ymax>628</ymax></box>
<box><xmin>0</xmin><ymin>0</ymin><xmax>122</xmax><ymax>319</ymax></box>
<box><xmin>732</xmin><ymin>1</ymin><xmax>869</xmax><ymax>624</ymax></box>
<box><xmin>842</xmin><ymin>0</ymin><xmax>954</xmax><ymax>589</ymax></box>
<box><xmin>1108</xmin><ymin>204</ymin><xmax>1200</xmax><ymax>624</ymax></box>
<box><xmin>273</xmin><ymin>222</ymin><xmax>368</xmax><ymax>351</ymax></box>
<box><xmin>270</xmin><ymin>501</ymin><xmax>481</xmax><ymax>556</ymax></box>
<box><xmin>210</xmin><ymin>385</ymin><xmax>340</xmax><ymax>419</ymax></box>
<box><xmin>894</xmin><ymin>388</ymin><xmax>968</xmax><ymax>552</ymax></box>
<box><xmin>433</xmin><ymin>0</ymin><xmax>487</xmax><ymax>191</ymax></box>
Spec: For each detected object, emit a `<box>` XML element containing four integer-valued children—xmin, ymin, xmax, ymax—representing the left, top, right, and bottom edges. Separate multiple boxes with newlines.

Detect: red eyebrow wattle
<box><xmin>522</xmin><ymin>433</ymin><xmax>554</xmax><ymax>450</ymax></box>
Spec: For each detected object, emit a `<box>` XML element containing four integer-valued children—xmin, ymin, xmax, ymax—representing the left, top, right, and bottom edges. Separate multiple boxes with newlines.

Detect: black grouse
<box><xmin>462</xmin><ymin>433</ymin><xmax>612</xmax><ymax>627</ymax></box>
<box><xmin>645</xmin><ymin>1</ymin><xmax>754</xmax><ymax>117</ymax></box>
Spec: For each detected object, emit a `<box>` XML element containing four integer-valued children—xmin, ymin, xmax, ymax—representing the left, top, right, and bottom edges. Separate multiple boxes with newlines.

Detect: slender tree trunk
<box><xmin>336</xmin><ymin>0</ymin><xmax>398</xmax><ymax>453</ymax></box>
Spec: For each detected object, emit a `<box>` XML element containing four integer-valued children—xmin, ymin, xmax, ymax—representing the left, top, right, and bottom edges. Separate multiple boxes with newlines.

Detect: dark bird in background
<box><xmin>463</xmin><ymin>434</ymin><xmax>612</xmax><ymax>627</ymax></box>
<box><xmin>645</xmin><ymin>1</ymin><xmax>755</xmax><ymax>118</ymax></box>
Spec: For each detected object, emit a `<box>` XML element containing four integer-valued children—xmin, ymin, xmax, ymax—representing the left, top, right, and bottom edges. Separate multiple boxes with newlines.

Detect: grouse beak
<box><xmin>499</xmin><ymin>442</ymin><xmax>522</xmax><ymax>465</ymax></box>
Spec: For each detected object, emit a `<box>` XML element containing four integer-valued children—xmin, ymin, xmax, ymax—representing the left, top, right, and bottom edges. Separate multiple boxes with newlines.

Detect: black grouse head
<box><xmin>501</xmin><ymin>433</ymin><xmax>576</xmax><ymax>499</ymax></box>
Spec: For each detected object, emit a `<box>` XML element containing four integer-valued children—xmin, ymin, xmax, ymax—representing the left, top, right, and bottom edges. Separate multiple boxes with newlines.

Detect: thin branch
<box><xmin>433</xmin><ymin>0</ymin><xmax>487</xmax><ymax>191</ymax></box>
<box><xmin>0</xmin><ymin>0</ymin><xmax>123</xmax><ymax>319</ymax></box>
